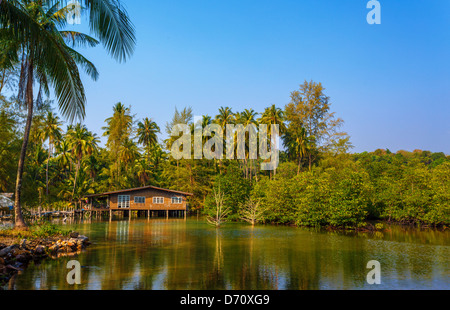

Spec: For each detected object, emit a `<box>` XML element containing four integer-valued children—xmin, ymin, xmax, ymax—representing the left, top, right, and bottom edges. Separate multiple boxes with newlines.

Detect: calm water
<box><xmin>7</xmin><ymin>218</ymin><xmax>450</xmax><ymax>290</ymax></box>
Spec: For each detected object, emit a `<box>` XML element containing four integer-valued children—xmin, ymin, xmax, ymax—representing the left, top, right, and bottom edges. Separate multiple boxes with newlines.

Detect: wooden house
<box><xmin>85</xmin><ymin>186</ymin><xmax>193</xmax><ymax>218</ymax></box>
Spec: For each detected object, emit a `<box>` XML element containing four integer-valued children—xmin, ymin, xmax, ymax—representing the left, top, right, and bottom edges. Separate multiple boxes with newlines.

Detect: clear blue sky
<box><xmin>72</xmin><ymin>0</ymin><xmax>450</xmax><ymax>154</ymax></box>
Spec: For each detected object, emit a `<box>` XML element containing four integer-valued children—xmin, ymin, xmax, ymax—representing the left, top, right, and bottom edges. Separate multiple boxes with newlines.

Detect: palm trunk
<box><xmin>72</xmin><ymin>160</ymin><xmax>81</xmax><ymax>199</ymax></box>
<box><xmin>308</xmin><ymin>152</ymin><xmax>312</xmax><ymax>171</ymax></box>
<box><xmin>14</xmin><ymin>63</ymin><xmax>34</xmax><ymax>229</ymax></box>
<box><xmin>46</xmin><ymin>144</ymin><xmax>50</xmax><ymax>196</ymax></box>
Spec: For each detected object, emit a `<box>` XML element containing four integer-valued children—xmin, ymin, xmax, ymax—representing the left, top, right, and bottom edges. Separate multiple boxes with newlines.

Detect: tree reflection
<box><xmin>9</xmin><ymin>220</ymin><xmax>450</xmax><ymax>290</ymax></box>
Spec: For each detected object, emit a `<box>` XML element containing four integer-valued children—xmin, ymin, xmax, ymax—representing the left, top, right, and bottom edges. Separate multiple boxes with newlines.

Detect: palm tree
<box><xmin>119</xmin><ymin>137</ymin><xmax>139</xmax><ymax>171</ymax></box>
<box><xmin>40</xmin><ymin>111</ymin><xmax>62</xmax><ymax>196</ymax></box>
<box><xmin>259</xmin><ymin>105</ymin><xmax>286</xmax><ymax>176</ymax></box>
<box><xmin>84</xmin><ymin>154</ymin><xmax>100</xmax><ymax>181</ymax></box>
<box><xmin>259</xmin><ymin>104</ymin><xmax>287</xmax><ymax>137</ymax></box>
<box><xmin>213</xmin><ymin>107</ymin><xmax>234</xmax><ymax>172</ymax></box>
<box><xmin>214</xmin><ymin>106</ymin><xmax>234</xmax><ymax>133</ymax></box>
<box><xmin>60</xmin><ymin>167</ymin><xmax>93</xmax><ymax>206</ymax></box>
<box><xmin>236</xmin><ymin>109</ymin><xmax>258</xmax><ymax>179</ymax></box>
<box><xmin>134</xmin><ymin>157</ymin><xmax>151</xmax><ymax>187</ymax></box>
<box><xmin>103</xmin><ymin>102</ymin><xmax>133</xmax><ymax>145</ymax></box>
<box><xmin>137</xmin><ymin>117</ymin><xmax>160</xmax><ymax>159</ymax></box>
<box><xmin>283</xmin><ymin>126</ymin><xmax>312</xmax><ymax>174</ymax></box>
<box><xmin>66</xmin><ymin>123</ymin><xmax>99</xmax><ymax>199</ymax></box>
<box><xmin>55</xmin><ymin>138</ymin><xmax>71</xmax><ymax>175</ymax></box>
<box><xmin>103</xmin><ymin>102</ymin><xmax>133</xmax><ymax>183</ymax></box>
<box><xmin>0</xmin><ymin>0</ymin><xmax>135</xmax><ymax>229</ymax></box>
<box><xmin>146</xmin><ymin>143</ymin><xmax>166</xmax><ymax>173</ymax></box>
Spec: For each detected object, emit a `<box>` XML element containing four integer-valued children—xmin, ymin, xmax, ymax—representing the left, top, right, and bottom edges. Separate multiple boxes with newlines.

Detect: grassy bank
<box><xmin>0</xmin><ymin>222</ymin><xmax>72</xmax><ymax>245</ymax></box>
<box><xmin>0</xmin><ymin>222</ymin><xmax>90</xmax><ymax>289</ymax></box>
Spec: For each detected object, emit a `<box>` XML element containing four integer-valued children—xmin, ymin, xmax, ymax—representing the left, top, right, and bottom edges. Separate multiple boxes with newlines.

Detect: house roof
<box><xmin>0</xmin><ymin>193</ymin><xmax>13</xmax><ymax>199</ymax></box>
<box><xmin>85</xmin><ymin>186</ymin><xmax>194</xmax><ymax>198</ymax></box>
<box><xmin>0</xmin><ymin>194</ymin><xmax>14</xmax><ymax>207</ymax></box>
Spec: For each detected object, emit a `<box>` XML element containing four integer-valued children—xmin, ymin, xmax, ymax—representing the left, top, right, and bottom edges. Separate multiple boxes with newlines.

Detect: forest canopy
<box><xmin>1</xmin><ymin>80</ymin><xmax>449</xmax><ymax>228</ymax></box>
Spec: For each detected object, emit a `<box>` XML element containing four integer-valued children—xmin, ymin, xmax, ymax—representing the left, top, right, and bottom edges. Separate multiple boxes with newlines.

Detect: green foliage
<box><xmin>356</xmin><ymin>152</ymin><xmax>450</xmax><ymax>226</ymax></box>
<box><xmin>30</xmin><ymin>222</ymin><xmax>71</xmax><ymax>239</ymax></box>
<box><xmin>295</xmin><ymin>168</ymin><xmax>371</xmax><ymax>228</ymax></box>
<box><xmin>0</xmin><ymin>221</ymin><xmax>71</xmax><ymax>241</ymax></box>
<box><xmin>204</xmin><ymin>164</ymin><xmax>251</xmax><ymax>221</ymax></box>
<box><xmin>1</xmin><ymin>71</ymin><xmax>449</xmax><ymax>228</ymax></box>
<box><xmin>250</xmin><ymin>152</ymin><xmax>449</xmax><ymax>228</ymax></box>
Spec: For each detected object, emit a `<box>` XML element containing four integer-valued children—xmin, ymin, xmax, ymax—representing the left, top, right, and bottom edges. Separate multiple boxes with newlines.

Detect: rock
<box><xmin>69</xmin><ymin>232</ymin><xmax>79</xmax><ymax>238</ymax></box>
<box><xmin>78</xmin><ymin>235</ymin><xmax>89</xmax><ymax>243</ymax></box>
<box><xmin>0</xmin><ymin>257</ymin><xmax>5</xmax><ymax>266</ymax></box>
<box><xmin>6</xmin><ymin>265</ymin><xmax>22</xmax><ymax>272</ymax></box>
<box><xmin>34</xmin><ymin>246</ymin><xmax>46</xmax><ymax>255</ymax></box>
<box><xmin>48</xmin><ymin>245</ymin><xmax>59</xmax><ymax>253</ymax></box>
<box><xmin>20</xmin><ymin>239</ymin><xmax>27</xmax><ymax>249</ymax></box>
<box><xmin>15</xmin><ymin>253</ymin><xmax>31</xmax><ymax>264</ymax></box>
<box><xmin>0</xmin><ymin>245</ymin><xmax>19</xmax><ymax>258</ymax></box>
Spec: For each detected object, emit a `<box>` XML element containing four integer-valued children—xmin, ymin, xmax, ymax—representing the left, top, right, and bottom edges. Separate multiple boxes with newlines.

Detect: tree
<box><xmin>0</xmin><ymin>103</ymin><xmax>21</xmax><ymax>192</ymax></box>
<box><xmin>214</xmin><ymin>106</ymin><xmax>234</xmax><ymax>132</ymax></box>
<box><xmin>66</xmin><ymin>123</ymin><xmax>99</xmax><ymax>200</ymax></box>
<box><xmin>165</xmin><ymin>106</ymin><xmax>193</xmax><ymax>150</ymax></box>
<box><xmin>0</xmin><ymin>0</ymin><xmax>135</xmax><ymax>229</ymax></box>
<box><xmin>259</xmin><ymin>104</ymin><xmax>287</xmax><ymax>136</ymax></box>
<box><xmin>236</xmin><ymin>109</ymin><xmax>259</xmax><ymax>180</ymax></box>
<box><xmin>239</xmin><ymin>198</ymin><xmax>265</xmax><ymax>226</ymax></box>
<box><xmin>285</xmin><ymin>81</ymin><xmax>345</xmax><ymax>170</ymax></box>
<box><xmin>206</xmin><ymin>185</ymin><xmax>231</xmax><ymax>228</ymax></box>
<box><xmin>40</xmin><ymin>111</ymin><xmax>62</xmax><ymax>196</ymax></box>
<box><xmin>283</xmin><ymin>126</ymin><xmax>312</xmax><ymax>173</ymax></box>
<box><xmin>137</xmin><ymin>117</ymin><xmax>160</xmax><ymax>160</ymax></box>
<box><xmin>134</xmin><ymin>157</ymin><xmax>151</xmax><ymax>186</ymax></box>
<box><xmin>215</xmin><ymin>107</ymin><xmax>234</xmax><ymax>146</ymax></box>
<box><xmin>103</xmin><ymin>102</ymin><xmax>134</xmax><ymax>185</ymax></box>
<box><xmin>119</xmin><ymin>137</ymin><xmax>139</xmax><ymax>171</ymax></box>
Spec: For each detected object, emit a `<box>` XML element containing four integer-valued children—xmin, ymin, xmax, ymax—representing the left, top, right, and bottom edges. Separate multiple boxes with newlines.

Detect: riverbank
<box><xmin>0</xmin><ymin>226</ymin><xmax>91</xmax><ymax>289</ymax></box>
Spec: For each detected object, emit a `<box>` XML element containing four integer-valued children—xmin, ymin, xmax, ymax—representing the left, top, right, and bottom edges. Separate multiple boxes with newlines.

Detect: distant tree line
<box><xmin>1</xmin><ymin>79</ymin><xmax>449</xmax><ymax>228</ymax></box>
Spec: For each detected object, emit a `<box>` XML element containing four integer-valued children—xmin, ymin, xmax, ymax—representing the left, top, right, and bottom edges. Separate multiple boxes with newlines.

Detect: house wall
<box><xmin>108</xmin><ymin>188</ymin><xmax>188</xmax><ymax>211</ymax></box>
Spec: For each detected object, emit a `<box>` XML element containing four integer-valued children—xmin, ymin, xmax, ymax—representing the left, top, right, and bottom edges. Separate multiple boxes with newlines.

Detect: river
<box><xmin>8</xmin><ymin>218</ymin><xmax>450</xmax><ymax>290</ymax></box>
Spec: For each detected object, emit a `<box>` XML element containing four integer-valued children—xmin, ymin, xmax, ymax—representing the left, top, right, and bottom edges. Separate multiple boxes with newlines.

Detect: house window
<box><xmin>171</xmin><ymin>197</ymin><xmax>182</xmax><ymax>204</ymax></box>
<box><xmin>153</xmin><ymin>197</ymin><xmax>164</xmax><ymax>204</ymax></box>
<box><xmin>118</xmin><ymin>195</ymin><xmax>130</xmax><ymax>208</ymax></box>
<box><xmin>134</xmin><ymin>196</ymin><xmax>145</xmax><ymax>204</ymax></box>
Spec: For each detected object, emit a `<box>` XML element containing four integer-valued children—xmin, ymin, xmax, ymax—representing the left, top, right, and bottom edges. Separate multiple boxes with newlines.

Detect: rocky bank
<box><xmin>0</xmin><ymin>232</ymin><xmax>91</xmax><ymax>288</ymax></box>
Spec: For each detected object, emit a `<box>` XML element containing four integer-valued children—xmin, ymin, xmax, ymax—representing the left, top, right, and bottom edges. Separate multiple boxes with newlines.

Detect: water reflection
<box><xmin>9</xmin><ymin>219</ymin><xmax>450</xmax><ymax>290</ymax></box>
